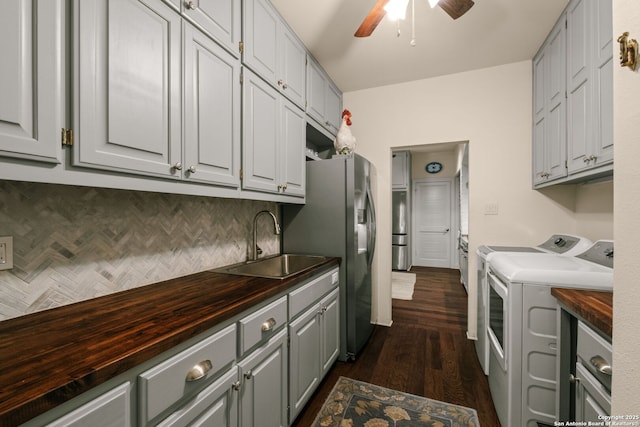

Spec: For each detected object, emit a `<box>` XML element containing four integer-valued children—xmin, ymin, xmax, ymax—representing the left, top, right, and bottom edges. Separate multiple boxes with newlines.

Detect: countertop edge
<box><xmin>551</xmin><ymin>287</ymin><xmax>613</xmax><ymax>338</ymax></box>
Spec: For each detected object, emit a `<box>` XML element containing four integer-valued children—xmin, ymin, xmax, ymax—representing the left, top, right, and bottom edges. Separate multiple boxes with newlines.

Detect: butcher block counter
<box><xmin>0</xmin><ymin>257</ymin><xmax>339</xmax><ymax>426</ymax></box>
<box><xmin>551</xmin><ymin>288</ymin><xmax>613</xmax><ymax>337</ymax></box>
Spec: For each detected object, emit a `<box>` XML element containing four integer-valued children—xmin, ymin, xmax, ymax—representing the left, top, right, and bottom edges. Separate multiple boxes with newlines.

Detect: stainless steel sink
<box><xmin>216</xmin><ymin>254</ymin><xmax>330</xmax><ymax>279</ymax></box>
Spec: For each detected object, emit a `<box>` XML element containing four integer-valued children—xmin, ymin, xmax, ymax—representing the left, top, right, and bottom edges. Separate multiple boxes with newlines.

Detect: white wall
<box><xmin>612</xmin><ymin>0</ymin><xmax>640</xmax><ymax>413</ymax></box>
<box><xmin>344</xmin><ymin>61</ymin><xmax>580</xmax><ymax>331</ymax></box>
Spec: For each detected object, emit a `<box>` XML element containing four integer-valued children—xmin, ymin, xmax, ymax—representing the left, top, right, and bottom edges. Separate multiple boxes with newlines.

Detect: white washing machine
<box><xmin>475</xmin><ymin>235</ymin><xmax>593</xmax><ymax>376</ymax></box>
<box><xmin>486</xmin><ymin>240</ymin><xmax>613</xmax><ymax>427</ymax></box>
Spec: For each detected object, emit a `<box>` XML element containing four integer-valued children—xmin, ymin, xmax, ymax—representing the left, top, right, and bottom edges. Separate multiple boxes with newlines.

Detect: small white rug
<box><xmin>391</xmin><ymin>271</ymin><xmax>416</xmax><ymax>300</ymax></box>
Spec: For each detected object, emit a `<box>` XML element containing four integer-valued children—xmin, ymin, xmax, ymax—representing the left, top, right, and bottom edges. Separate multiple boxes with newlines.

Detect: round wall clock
<box><xmin>425</xmin><ymin>162</ymin><xmax>443</xmax><ymax>174</ymax></box>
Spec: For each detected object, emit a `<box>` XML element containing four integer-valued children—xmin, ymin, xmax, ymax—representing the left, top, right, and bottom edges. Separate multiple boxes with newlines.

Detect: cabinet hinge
<box><xmin>565</xmin><ymin>160</ymin><xmax>568</xmax><ymax>168</ymax></box>
<box><xmin>61</xmin><ymin>128</ymin><xmax>73</xmax><ymax>146</ymax></box>
<box><xmin>240</xmin><ymin>168</ymin><xmax>243</xmax><ymax>181</ymax></box>
<box><xmin>240</xmin><ymin>68</ymin><xmax>243</xmax><ymax>84</ymax></box>
<box><xmin>239</xmin><ymin>41</ymin><xmax>244</xmax><ymax>54</ymax></box>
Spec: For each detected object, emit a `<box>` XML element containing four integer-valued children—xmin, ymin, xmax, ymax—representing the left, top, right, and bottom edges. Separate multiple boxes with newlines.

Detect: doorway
<box><xmin>412</xmin><ymin>178</ymin><xmax>456</xmax><ymax>267</ymax></box>
<box><xmin>390</xmin><ymin>142</ymin><xmax>468</xmax><ymax>271</ymax></box>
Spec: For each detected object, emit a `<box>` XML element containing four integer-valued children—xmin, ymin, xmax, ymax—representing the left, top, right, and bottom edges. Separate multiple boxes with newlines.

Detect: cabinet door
<box><xmin>544</xmin><ymin>18</ymin><xmax>568</xmax><ymax>182</ymax></box>
<box><xmin>74</xmin><ymin>0</ymin><xmax>182</xmax><ymax>178</ymax></box>
<box><xmin>306</xmin><ymin>58</ymin><xmax>327</xmax><ymax>126</ymax></box>
<box><xmin>0</xmin><ymin>0</ymin><xmax>64</xmax><ymax>164</ymax></box>
<box><xmin>280</xmin><ymin>26</ymin><xmax>307</xmax><ymax>109</ymax></box>
<box><xmin>243</xmin><ymin>0</ymin><xmax>279</xmax><ymax>84</ymax></box>
<box><xmin>242</xmin><ymin>70</ymin><xmax>279</xmax><ymax>193</ymax></box>
<box><xmin>156</xmin><ymin>367</ymin><xmax>239</xmax><ymax>427</ymax></box>
<box><xmin>392</xmin><ymin>151</ymin><xmax>409</xmax><ymax>189</ymax></box>
<box><xmin>566</xmin><ymin>0</ymin><xmax>592</xmax><ymax>174</ymax></box>
<box><xmin>592</xmin><ymin>0</ymin><xmax>613</xmax><ymax>166</ymax></box>
<box><xmin>280</xmin><ymin>99</ymin><xmax>306</xmax><ymax>197</ymax></box>
<box><xmin>574</xmin><ymin>363</ymin><xmax>611</xmax><ymax>422</ymax></box>
<box><xmin>182</xmin><ymin>0</ymin><xmax>241</xmax><ymax>57</ymax></box>
<box><xmin>532</xmin><ymin>51</ymin><xmax>547</xmax><ymax>185</ymax></box>
<box><xmin>320</xmin><ymin>288</ymin><xmax>340</xmax><ymax>377</ymax></box>
<box><xmin>289</xmin><ymin>304</ymin><xmax>321</xmax><ymax>421</ymax></box>
<box><xmin>184</xmin><ymin>24</ymin><xmax>241</xmax><ymax>187</ymax></box>
<box><xmin>46</xmin><ymin>382</ymin><xmax>132</xmax><ymax>427</ymax></box>
<box><xmin>325</xmin><ymin>81</ymin><xmax>342</xmax><ymax>134</ymax></box>
<box><xmin>239</xmin><ymin>329</ymin><xmax>288</xmax><ymax>427</ymax></box>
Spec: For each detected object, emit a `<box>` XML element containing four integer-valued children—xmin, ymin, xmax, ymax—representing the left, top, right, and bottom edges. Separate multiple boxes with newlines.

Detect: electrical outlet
<box><xmin>484</xmin><ymin>202</ymin><xmax>499</xmax><ymax>215</ymax></box>
<box><xmin>0</xmin><ymin>236</ymin><xmax>14</xmax><ymax>271</ymax></box>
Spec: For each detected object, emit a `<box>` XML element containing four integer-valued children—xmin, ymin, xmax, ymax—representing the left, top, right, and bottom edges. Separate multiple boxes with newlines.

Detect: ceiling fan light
<box><xmin>428</xmin><ymin>0</ymin><xmax>440</xmax><ymax>8</ymax></box>
<box><xmin>384</xmin><ymin>0</ymin><xmax>410</xmax><ymax>20</ymax></box>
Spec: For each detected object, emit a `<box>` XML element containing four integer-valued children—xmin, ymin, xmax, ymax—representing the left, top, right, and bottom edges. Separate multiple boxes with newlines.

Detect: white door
<box><xmin>413</xmin><ymin>179</ymin><xmax>454</xmax><ymax>268</ymax></box>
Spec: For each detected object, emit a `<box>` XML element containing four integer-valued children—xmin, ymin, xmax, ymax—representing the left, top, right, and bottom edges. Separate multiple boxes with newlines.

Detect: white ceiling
<box><xmin>271</xmin><ymin>0</ymin><xmax>569</xmax><ymax>92</ymax></box>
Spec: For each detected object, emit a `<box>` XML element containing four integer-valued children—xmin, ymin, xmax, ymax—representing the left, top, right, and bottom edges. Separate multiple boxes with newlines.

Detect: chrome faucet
<box><xmin>252</xmin><ymin>210</ymin><xmax>281</xmax><ymax>260</ymax></box>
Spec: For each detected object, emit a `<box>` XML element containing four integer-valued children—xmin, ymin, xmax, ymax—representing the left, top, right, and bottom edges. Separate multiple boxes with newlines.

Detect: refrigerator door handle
<box><xmin>365</xmin><ymin>184</ymin><xmax>377</xmax><ymax>267</ymax></box>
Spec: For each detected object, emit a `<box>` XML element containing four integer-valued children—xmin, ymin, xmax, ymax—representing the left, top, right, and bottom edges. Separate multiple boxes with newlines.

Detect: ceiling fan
<box><xmin>354</xmin><ymin>0</ymin><xmax>474</xmax><ymax>37</ymax></box>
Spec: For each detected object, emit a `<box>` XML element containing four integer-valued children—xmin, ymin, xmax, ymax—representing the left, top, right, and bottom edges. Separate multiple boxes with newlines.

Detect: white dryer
<box><xmin>475</xmin><ymin>235</ymin><xmax>592</xmax><ymax>376</ymax></box>
<box><xmin>486</xmin><ymin>240</ymin><xmax>613</xmax><ymax>427</ymax></box>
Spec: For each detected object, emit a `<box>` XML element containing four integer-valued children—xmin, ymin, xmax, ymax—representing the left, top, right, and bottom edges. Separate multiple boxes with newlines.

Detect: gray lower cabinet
<box><xmin>239</xmin><ymin>329</ymin><xmax>288</xmax><ymax>427</ymax></box>
<box><xmin>45</xmin><ymin>382</ymin><xmax>132</xmax><ymax>427</ymax></box>
<box><xmin>0</xmin><ymin>0</ymin><xmax>64</xmax><ymax>164</ymax></box>
<box><xmin>289</xmin><ymin>287</ymin><xmax>339</xmax><ymax>423</ymax></box>
<box><xmin>21</xmin><ymin>267</ymin><xmax>340</xmax><ymax>427</ymax></box>
<box><xmin>156</xmin><ymin>367</ymin><xmax>240</xmax><ymax>427</ymax></box>
<box><xmin>574</xmin><ymin>321</ymin><xmax>611</xmax><ymax>422</ymax></box>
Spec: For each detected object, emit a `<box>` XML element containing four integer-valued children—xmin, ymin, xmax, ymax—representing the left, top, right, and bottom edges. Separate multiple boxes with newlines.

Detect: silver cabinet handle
<box><xmin>569</xmin><ymin>374</ymin><xmax>580</xmax><ymax>383</ymax></box>
<box><xmin>187</xmin><ymin>165</ymin><xmax>197</xmax><ymax>174</ymax></box>
<box><xmin>261</xmin><ymin>318</ymin><xmax>276</xmax><ymax>332</ymax></box>
<box><xmin>232</xmin><ymin>380</ymin><xmax>241</xmax><ymax>391</ymax></box>
<box><xmin>185</xmin><ymin>1</ymin><xmax>196</xmax><ymax>10</ymax></box>
<box><xmin>186</xmin><ymin>360</ymin><xmax>213</xmax><ymax>382</ymax></box>
<box><xmin>277</xmin><ymin>79</ymin><xmax>284</xmax><ymax>87</ymax></box>
<box><xmin>172</xmin><ymin>162</ymin><xmax>183</xmax><ymax>171</ymax></box>
<box><xmin>590</xmin><ymin>355</ymin><xmax>612</xmax><ymax>375</ymax></box>
<box><xmin>244</xmin><ymin>370</ymin><xmax>253</xmax><ymax>380</ymax></box>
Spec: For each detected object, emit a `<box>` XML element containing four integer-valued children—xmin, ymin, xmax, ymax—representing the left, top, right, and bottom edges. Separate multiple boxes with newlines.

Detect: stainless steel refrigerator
<box><xmin>392</xmin><ymin>190</ymin><xmax>410</xmax><ymax>270</ymax></box>
<box><xmin>281</xmin><ymin>154</ymin><xmax>376</xmax><ymax>361</ymax></box>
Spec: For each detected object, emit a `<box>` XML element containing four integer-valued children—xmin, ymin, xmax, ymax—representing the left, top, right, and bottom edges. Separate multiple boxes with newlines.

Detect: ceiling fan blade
<box><xmin>438</xmin><ymin>0</ymin><xmax>474</xmax><ymax>20</ymax></box>
<box><xmin>354</xmin><ymin>0</ymin><xmax>389</xmax><ymax>37</ymax></box>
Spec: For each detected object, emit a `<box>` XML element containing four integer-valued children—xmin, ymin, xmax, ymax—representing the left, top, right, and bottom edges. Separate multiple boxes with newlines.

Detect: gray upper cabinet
<box><xmin>567</xmin><ymin>0</ymin><xmax>613</xmax><ymax>175</ymax></box>
<box><xmin>0</xmin><ymin>0</ymin><xmax>64</xmax><ymax>164</ymax></box>
<box><xmin>242</xmin><ymin>0</ymin><xmax>306</xmax><ymax>109</ymax></box>
<box><xmin>242</xmin><ymin>69</ymin><xmax>305</xmax><ymax>197</ymax></box>
<box><xmin>74</xmin><ymin>0</ymin><xmax>182</xmax><ymax>179</ymax></box>
<box><xmin>306</xmin><ymin>57</ymin><xmax>342</xmax><ymax>136</ymax></box>
<box><xmin>533</xmin><ymin>16</ymin><xmax>567</xmax><ymax>186</ymax></box>
<box><xmin>75</xmin><ymin>0</ymin><xmax>241</xmax><ymax>188</ymax></box>
<box><xmin>533</xmin><ymin>0</ymin><xmax>612</xmax><ymax>188</ymax></box>
<box><xmin>180</xmin><ymin>0</ymin><xmax>242</xmax><ymax>57</ymax></box>
<box><xmin>184</xmin><ymin>24</ymin><xmax>241</xmax><ymax>187</ymax></box>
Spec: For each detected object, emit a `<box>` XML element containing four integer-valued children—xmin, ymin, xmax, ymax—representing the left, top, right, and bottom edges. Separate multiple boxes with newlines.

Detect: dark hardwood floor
<box><xmin>291</xmin><ymin>266</ymin><xmax>500</xmax><ymax>426</ymax></box>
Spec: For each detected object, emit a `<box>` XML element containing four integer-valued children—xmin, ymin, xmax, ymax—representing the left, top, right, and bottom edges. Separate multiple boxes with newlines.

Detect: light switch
<box><xmin>0</xmin><ymin>236</ymin><xmax>13</xmax><ymax>271</ymax></box>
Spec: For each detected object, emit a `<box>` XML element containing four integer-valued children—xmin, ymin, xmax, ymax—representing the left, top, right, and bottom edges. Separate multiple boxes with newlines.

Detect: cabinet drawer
<box><xmin>238</xmin><ymin>296</ymin><xmax>287</xmax><ymax>355</ymax></box>
<box><xmin>577</xmin><ymin>320</ymin><xmax>612</xmax><ymax>391</ymax></box>
<box><xmin>289</xmin><ymin>267</ymin><xmax>339</xmax><ymax>319</ymax></box>
<box><xmin>138</xmin><ymin>324</ymin><xmax>237</xmax><ymax>425</ymax></box>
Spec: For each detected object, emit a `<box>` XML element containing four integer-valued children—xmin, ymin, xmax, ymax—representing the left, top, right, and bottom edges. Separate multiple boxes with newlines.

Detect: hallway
<box><xmin>292</xmin><ymin>266</ymin><xmax>500</xmax><ymax>426</ymax></box>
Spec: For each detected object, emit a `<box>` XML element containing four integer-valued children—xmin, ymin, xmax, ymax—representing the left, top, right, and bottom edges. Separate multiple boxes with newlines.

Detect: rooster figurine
<box><xmin>334</xmin><ymin>109</ymin><xmax>356</xmax><ymax>155</ymax></box>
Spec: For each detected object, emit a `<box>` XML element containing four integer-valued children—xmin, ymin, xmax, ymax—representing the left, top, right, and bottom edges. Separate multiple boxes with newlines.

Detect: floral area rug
<box><xmin>312</xmin><ymin>377</ymin><xmax>479</xmax><ymax>427</ymax></box>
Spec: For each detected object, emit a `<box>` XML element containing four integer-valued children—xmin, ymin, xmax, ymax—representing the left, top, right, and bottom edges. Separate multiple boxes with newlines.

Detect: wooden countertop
<box><xmin>551</xmin><ymin>287</ymin><xmax>613</xmax><ymax>337</ymax></box>
<box><xmin>0</xmin><ymin>258</ymin><xmax>339</xmax><ymax>426</ymax></box>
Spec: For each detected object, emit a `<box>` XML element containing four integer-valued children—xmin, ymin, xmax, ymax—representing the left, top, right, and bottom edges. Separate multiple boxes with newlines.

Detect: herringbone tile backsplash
<box><xmin>0</xmin><ymin>181</ymin><xmax>281</xmax><ymax>321</ymax></box>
